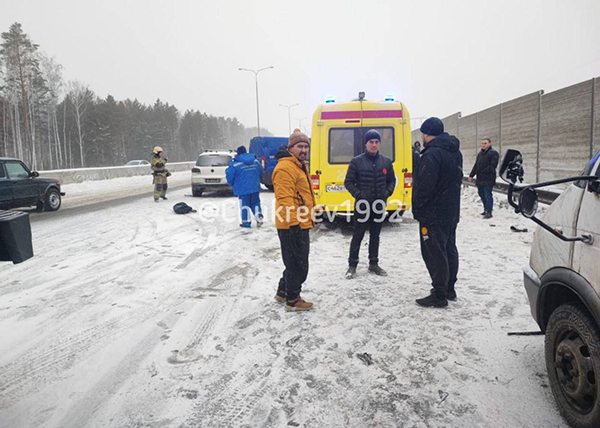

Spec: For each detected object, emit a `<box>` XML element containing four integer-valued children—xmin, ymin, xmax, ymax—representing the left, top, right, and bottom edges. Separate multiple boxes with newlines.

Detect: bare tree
<box><xmin>39</xmin><ymin>54</ymin><xmax>63</xmax><ymax>168</ymax></box>
<box><xmin>66</xmin><ymin>80</ymin><xmax>93</xmax><ymax>168</ymax></box>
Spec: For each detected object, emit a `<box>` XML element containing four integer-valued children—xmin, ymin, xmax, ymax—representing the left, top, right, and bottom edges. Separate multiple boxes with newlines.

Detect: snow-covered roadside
<box><xmin>0</xmin><ymin>184</ymin><xmax>564</xmax><ymax>428</ymax></box>
<box><xmin>59</xmin><ymin>171</ymin><xmax>192</xmax><ymax>209</ymax></box>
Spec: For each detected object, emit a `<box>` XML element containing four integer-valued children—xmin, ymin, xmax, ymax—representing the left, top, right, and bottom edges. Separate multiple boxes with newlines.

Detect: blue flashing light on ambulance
<box><xmin>309</xmin><ymin>92</ymin><xmax>413</xmax><ymax>217</ymax></box>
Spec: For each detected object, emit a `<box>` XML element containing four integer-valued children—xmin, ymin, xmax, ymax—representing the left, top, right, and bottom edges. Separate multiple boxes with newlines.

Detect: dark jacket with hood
<box><xmin>413</xmin><ymin>132</ymin><xmax>463</xmax><ymax>225</ymax></box>
<box><xmin>469</xmin><ymin>146</ymin><xmax>499</xmax><ymax>187</ymax></box>
<box><xmin>344</xmin><ymin>152</ymin><xmax>396</xmax><ymax>203</ymax></box>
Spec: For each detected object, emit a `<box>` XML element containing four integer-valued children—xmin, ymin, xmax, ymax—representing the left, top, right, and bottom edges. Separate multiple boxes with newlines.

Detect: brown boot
<box><xmin>274</xmin><ymin>294</ymin><xmax>286</xmax><ymax>303</ymax></box>
<box><xmin>285</xmin><ymin>297</ymin><xmax>313</xmax><ymax>312</ymax></box>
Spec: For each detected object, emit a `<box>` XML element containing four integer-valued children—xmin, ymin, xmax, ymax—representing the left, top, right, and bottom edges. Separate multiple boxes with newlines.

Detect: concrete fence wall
<box><xmin>411</xmin><ymin>76</ymin><xmax>600</xmax><ymax>186</ymax></box>
<box><xmin>38</xmin><ymin>162</ymin><xmax>196</xmax><ymax>185</ymax></box>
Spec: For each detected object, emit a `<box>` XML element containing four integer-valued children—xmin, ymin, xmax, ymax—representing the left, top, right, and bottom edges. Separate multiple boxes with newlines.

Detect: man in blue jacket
<box><xmin>226</xmin><ymin>146</ymin><xmax>264</xmax><ymax>228</ymax></box>
<box><xmin>413</xmin><ymin>118</ymin><xmax>463</xmax><ymax>308</ymax></box>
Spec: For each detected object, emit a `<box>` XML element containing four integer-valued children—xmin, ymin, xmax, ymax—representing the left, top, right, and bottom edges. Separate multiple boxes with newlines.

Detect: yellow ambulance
<box><xmin>310</xmin><ymin>93</ymin><xmax>413</xmax><ymax>217</ymax></box>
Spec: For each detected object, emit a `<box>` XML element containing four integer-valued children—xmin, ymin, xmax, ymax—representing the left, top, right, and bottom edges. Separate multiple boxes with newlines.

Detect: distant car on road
<box><xmin>125</xmin><ymin>160</ymin><xmax>151</xmax><ymax>166</ymax></box>
<box><xmin>191</xmin><ymin>150</ymin><xmax>235</xmax><ymax>197</ymax></box>
<box><xmin>0</xmin><ymin>157</ymin><xmax>65</xmax><ymax>212</ymax></box>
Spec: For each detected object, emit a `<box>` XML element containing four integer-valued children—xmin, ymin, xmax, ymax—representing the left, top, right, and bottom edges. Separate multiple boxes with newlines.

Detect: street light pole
<box><xmin>239</xmin><ymin>66</ymin><xmax>274</xmax><ymax>136</ymax></box>
<box><xmin>279</xmin><ymin>103</ymin><xmax>298</xmax><ymax>135</ymax></box>
<box><xmin>294</xmin><ymin>117</ymin><xmax>308</xmax><ymax>130</ymax></box>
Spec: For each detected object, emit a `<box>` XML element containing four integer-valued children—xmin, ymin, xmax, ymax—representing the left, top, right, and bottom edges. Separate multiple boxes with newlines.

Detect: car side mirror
<box><xmin>30</xmin><ymin>171</ymin><xmax>39</xmax><ymax>178</ymax></box>
<box><xmin>588</xmin><ymin>179</ymin><xmax>600</xmax><ymax>194</ymax></box>
<box><xmin>499</xmin><ymin>149</ymin><xmax>524</xmax><ymax>184</ymax></box>
<box><xmin>518</xmin><ymin>187</ymin><xmax>538</xmax><ymax>218</ymax></box>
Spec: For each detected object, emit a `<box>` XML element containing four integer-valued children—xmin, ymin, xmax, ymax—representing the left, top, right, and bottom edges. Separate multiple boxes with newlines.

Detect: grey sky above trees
<box><xmin>0</xmin><ymin>22</ymin><xmax>259</xmax><ymax>170</ymax></box>
<box><xmin>1</xmin><ymin>0</ymin><xmax>599</xmax><ymax>138</ymax></box>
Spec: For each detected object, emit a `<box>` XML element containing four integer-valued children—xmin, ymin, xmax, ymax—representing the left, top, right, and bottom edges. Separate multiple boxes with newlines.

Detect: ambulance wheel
<box><xmin>192</xmin><ymin>187</ymin><xmax>203</xmax><ymax>197</ymax></box>
<box><xmin>266</xmin><ymin>184</ymin><xmax>274</xmax><ymax>191</ymax></box>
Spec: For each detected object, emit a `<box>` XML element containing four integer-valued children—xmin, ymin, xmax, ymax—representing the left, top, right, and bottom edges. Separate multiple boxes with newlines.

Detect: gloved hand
<box><xmin>164</xmin><ymin>157</ymin><xmax>168</xmax><ymax>162</ymax></box>
<box><xmin>166</xmin><ymin>171</ymin><xmax>172</xmax><ymax>177</ymax></box>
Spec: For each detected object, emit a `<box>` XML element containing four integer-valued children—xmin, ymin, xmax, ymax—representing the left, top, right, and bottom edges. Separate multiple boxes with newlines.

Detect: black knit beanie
<box><xmin>364</xmin><ymin>129</ymin><xmax>381</xmax><ymax>144</ymax></box>
<box><xmin>420</xmin><ymin>117</ymin><xmax>444</xmax><ymax>136</ymax></box>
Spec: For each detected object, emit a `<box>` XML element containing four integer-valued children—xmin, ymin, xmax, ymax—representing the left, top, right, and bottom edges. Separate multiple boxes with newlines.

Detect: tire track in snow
<box><xmin>182</xmin><ymin>356</ymin><xmax>276</xmax><ymax>428</ymax></box>
<box><xmin>174</xmin><ymin>263</ymin><xmax>258</xmax><ymax>361</ymax></box>
<box><xmin>0</xmin><ymin>302</ymin><xmax>174</xmax><ymax>409</ymax></box>
<box><xmin>55</xmin><ymin>323</ymin><xmax>166</xmax><ymax>428</ymax></box>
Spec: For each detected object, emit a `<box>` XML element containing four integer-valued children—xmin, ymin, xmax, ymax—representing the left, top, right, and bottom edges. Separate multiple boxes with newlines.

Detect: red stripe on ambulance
<box><xmin>321</xmin><ymin>110</ymin><xmax>403</xmax><ymax>120</ymax></box>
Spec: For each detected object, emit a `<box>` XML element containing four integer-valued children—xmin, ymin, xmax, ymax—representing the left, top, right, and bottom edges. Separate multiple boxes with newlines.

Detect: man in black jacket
<box><xmin>413</xmin><ymin>118</ymin><xmax>463</xmax><ymax>308</ymax></box>
<box><xmin>468</xmin><ymin>138</ymin><xmax>499</xmax><ymax>219</ymax></box>
<box><xmin>344</xmin><ymin>129</ymin><xmax>396</xmax><ymax>279</ymax></box>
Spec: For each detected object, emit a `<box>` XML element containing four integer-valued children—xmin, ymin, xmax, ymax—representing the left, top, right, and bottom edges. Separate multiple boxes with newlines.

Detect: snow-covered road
<box><xmin>0</xmin><ymin>178</ymin><xmax>566</xmax><ymax>428</ymax></box>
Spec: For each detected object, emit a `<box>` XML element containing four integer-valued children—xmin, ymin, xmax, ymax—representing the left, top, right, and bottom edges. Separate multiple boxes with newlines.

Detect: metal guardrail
<box><xmin>462</xmin><ymin>178</ymin><xmax>560</xmax><ymax>205</ymax></box>
<box><xmin>39</xmin><ymin>162</ymin><xmax>196</xmax><ymax>185</ymax></box>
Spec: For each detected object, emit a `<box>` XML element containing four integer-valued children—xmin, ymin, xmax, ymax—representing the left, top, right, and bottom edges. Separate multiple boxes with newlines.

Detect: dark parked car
<box><xmin>0</xmin><ymin>157</ymin><xmax>65</xmax><ymax>212</ymax></box>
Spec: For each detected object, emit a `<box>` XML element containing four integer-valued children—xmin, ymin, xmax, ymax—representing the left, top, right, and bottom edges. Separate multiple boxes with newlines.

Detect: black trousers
<box><xmin>348</xmin><ymin>201</ymin><xmax>385</xmax><ymax>267</ymax></box>
<box><xmin>419</xmin><ymin>222</ymin><xmax>459</xmax><ymax>298</ymax></box>
<box><xmin>277</xmin><ymin>228</ymin><xmax>310</xmax><ymax>300</ymax></box>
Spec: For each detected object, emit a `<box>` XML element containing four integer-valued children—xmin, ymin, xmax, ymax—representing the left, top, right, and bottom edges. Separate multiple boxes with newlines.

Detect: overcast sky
<box><xmin>2</xmin><ymin>0</ymin><xmax>599</xmax><ymax>137</ymax></box>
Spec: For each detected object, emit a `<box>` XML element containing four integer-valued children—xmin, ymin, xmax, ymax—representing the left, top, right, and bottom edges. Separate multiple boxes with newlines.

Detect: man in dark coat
<box><xmin>413</xmin><ymin>117</ymin><xmax>463</xmax><ymax>308</ymax></box>
<box><xmin>344</xmin><ymin>129</ymin><xmax>396</xmax><ymax>279</ymax></box>
<box><xmin>468</xmin><ymin>138</ymin><xmax>499</xmax><ymax>219</ymax></box>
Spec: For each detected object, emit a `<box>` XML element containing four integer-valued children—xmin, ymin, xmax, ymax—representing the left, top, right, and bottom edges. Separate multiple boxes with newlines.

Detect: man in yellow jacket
<box><xmin>272</xmin><ymin>129</ymin><xmax>316</xmax><ymax>312</ymax></box>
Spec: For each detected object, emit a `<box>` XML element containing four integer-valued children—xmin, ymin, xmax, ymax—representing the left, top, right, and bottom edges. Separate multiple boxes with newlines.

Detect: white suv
<box><xmin>501</xmin><ymin>149</ymin><xmax>600</xmax><ymax>428</ymax></box>
<box><xmin>191</xmin><ymin>150</ymin><xmax>235</xmax><ymax>197</ymax></box>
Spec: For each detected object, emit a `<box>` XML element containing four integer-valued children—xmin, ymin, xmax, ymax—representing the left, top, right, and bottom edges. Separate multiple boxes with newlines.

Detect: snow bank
<box><xmin>38</xmin><ymin>162</ymin><xmax>195</xmax><ymax>185</ymax></box>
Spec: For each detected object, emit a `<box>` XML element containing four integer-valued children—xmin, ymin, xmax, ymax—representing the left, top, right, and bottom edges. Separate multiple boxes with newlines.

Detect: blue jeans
<box><xmin>477</xmin><ymin>184</ymin><xmax>494</xmax><ymax>213</ymax></box>
<box><xmin>239</xmin><ymin>192</ymin><xmax>263</xmax><ymax>226</ymax></box>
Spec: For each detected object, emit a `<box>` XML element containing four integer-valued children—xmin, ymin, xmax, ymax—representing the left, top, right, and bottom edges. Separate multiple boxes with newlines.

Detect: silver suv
<box><xmin>191</xmin><ymin>150</ymin><xmax>235</xmax><ymax>197</ymax></box>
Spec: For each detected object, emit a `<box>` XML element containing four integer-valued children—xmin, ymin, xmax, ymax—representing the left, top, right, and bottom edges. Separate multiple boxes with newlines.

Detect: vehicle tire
<box><xmin>266</xmin><ymin>184</ymin><xmax>274</xmax><ymax>191</ymax></box>
<box><xmin>545</xmin><ymin>303</ymin><xmax>600</xmax><ymax>428</ymax></box>
<box><xmin>36</xmin><ymin>201</ymin><xmax>44</xmax><ymax>212</ymax></box>
<box><xmin>44</xmin><ymin>189</ymin><xmax>61</xmax><ymax>211</ymax></box>
<box><xmin>192</xmin><ymin>187</ymin><xmax>203</xmax><ymax>197</ymax></box>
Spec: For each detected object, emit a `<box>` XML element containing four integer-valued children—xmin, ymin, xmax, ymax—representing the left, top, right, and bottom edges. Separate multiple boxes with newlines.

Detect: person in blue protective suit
<box><xmin>226</xmin><ymin>146</ymin><xmax>264</xmax><ymax>228</ymax></box>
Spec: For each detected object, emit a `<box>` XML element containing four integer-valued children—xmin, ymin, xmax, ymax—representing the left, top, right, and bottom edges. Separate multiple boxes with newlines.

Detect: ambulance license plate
<box><xmin>326</xmin><ymin>184</ymin><xmax>346</xmax><ymax>193</ymax></box>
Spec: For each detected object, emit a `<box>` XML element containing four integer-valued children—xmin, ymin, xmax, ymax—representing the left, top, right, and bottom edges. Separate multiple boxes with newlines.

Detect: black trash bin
<box><xmin>0</xmin><ymin>210</ymin><xmax>34</xmax><ymax>264</ymax></box>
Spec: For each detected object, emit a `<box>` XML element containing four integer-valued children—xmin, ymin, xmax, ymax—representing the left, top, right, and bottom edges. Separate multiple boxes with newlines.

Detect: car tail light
<box><xmin>311</xmin><ymin>175</ymin><xmax>320</xmax><ymax>190</ymax></box>
<box><xmin>192</xmin><ymin>167</ymin><xmax>200</xmax><ymax>173</ymax></box>
<box><xmin>404</xmin><ymin>173</ymin><xmax>412</xmax><ymax>188</ymax></box>
<box><xmin>261</xmin><ymin>156</ymin><xmax>266</xmax><ymax>170</ymax></box>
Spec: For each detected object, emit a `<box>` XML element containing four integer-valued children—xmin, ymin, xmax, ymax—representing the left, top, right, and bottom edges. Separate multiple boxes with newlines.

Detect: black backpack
<box><xmin>173</xmin><ymin>202</ymin><xmax>196</xmax><ymax>214</ymax></box>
